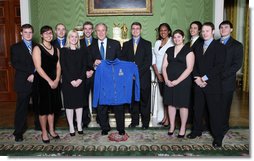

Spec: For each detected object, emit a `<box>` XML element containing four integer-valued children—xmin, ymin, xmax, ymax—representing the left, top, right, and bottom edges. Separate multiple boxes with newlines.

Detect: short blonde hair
<box><xmin>65</xmin><ymin>29</ymin><xmax>80</xmax><ymax>49</ymax></box>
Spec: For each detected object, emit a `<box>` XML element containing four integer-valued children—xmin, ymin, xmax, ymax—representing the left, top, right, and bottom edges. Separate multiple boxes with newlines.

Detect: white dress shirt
<box><xmin>152</xmin><ymin>37</ymin><xmax>174</xmax><ymax>73</ymax></box>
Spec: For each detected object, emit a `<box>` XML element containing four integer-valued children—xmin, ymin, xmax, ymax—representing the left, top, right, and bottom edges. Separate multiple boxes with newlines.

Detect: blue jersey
<box><xmin>93</xmin><ymin>59</ymin><xmax>140</xmax><ymax>107</ymax></box>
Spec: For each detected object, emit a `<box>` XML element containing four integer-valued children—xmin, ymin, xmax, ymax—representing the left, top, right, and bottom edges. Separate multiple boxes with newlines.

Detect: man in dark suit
<box><xmin>51</xmin><ymin>23</ymin><xmax>66</xmax><ymax>126</ymax></box>
<box><xmin>10</xmin><ymin>24</ymin><xmax>37</xmax><ymax>142</ymax></box>
<box><xmin>79</xmin><ymin>21</ymin><xmax>97</xmax><ymax>128</ymax></box>
<box><xmin>218</xmin><ymin>20</ymin><xmax>243</xmax><ymax>134</ymax></box>
<box><xmin>89</xmin><ymin>23</ymin><xmax>122</xmax><ymax>135</ymax></box>
<box><xmin>187</xmin><ymin>22</ymin><xmax>226</xmax><ymax>148</ymax></box>
<box><xmin>52</xmin><ymin>23</ymin><xmax>67</xmax><ymax>49</ymax></box>
<box><xmin>121</xmin><ymin>22</ymin><xmax>152</xmax><ymax>130</ymax></box>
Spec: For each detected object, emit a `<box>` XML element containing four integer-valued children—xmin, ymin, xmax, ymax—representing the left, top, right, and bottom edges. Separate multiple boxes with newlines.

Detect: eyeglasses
<box><xmin>43</xmin><ymin>32</ymin><xmax>53</xmax><ymax>35</ymax></box>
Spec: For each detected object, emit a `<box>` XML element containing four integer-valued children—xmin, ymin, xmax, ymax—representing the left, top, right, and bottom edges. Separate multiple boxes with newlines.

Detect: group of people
<box><xmin>10</xmin><ymin>19</ymin><xmax>243</xmax><ymax>148</ymax></box>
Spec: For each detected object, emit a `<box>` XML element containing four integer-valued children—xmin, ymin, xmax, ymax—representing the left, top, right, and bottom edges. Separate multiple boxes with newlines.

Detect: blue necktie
<box><xmin>100</xmin><ymin>42</ymin><xmax>105</xmax><ymax>60</ymax></box>
<box><xmin>27</xmin><ymin>44</ymin><xmax>32</xmax><ymax>55</ymax></box>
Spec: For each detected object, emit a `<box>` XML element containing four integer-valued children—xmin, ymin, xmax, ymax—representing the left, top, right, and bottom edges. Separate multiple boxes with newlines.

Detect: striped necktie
<box><xmin>27</xmin><ymin>44</ymin><xmax>32</xmax><ymax>55</ymax></box>
<box><xmin>133</xmin><ymin>40</ymin><xmax>137</xmax><ymax>54</ymax></box>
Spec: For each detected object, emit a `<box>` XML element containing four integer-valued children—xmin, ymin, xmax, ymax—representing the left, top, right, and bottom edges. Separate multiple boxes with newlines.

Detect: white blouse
<box><xmin>152</xmin><ymin>37</ymin><xmax>174</xmax><ymax>73</ymax></box>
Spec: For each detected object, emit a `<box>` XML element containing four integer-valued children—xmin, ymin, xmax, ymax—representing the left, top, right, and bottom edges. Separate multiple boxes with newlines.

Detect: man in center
<box><xmin>88</xmin><ymin>23</ymin><xmax>122</xmax><ymax>135</ymax></box>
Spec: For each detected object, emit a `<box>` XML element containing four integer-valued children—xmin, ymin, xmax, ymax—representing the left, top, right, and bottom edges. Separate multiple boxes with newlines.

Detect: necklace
<box><xmin>42</xmin><ymin>43</ymin><xmax>52</xmax><ymax>50</ymax></box>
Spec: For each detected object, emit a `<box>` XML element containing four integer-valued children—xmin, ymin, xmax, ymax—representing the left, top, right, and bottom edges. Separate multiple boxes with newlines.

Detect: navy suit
<box><xmin>11</xmin><ymin>41</ymin><xmax>37</xmax><ymax>137</ymax></box>
<box><xmin>219</xmin><ymin>37</ymin><xmax>243</xmax><ymax>132</ymax></box>
<box><xmin>192</xmin><ymin>39</ymin><xmax>226</xmax><ymax>142</ymax></box>
<box><xmin>121</xmin><ymin>37</ymin><xmax>152</xmax><ymax>128</ymax></box>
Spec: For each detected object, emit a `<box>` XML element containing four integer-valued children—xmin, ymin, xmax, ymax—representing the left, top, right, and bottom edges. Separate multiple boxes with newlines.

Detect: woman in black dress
<box><xmin>33</xmin><ymin>26</ymin><xmax>61</xmax><ymax>143</ymax></box>
<box><xmin>162</xmin><ymin>29</ymin><xmax>195</xmax><ymax>138</ymax></box>
<box><xmin>60</xmin><ymin>29</ymin><xmax>87</xmax><ymax>136</ymax></box>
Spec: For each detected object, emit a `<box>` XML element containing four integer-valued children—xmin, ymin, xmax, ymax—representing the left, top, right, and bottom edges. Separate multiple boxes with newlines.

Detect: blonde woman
<box><xmin>60</xmin><ymin>30</ymin><xmax>88</xmax><ymax>136</ymax></box>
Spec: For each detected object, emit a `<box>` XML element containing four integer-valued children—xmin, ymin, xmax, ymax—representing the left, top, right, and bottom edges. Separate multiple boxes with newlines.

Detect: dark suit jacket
<box><xmin>80</xmin><ymin>37</ymin><xmax>97</xmax><ymax>49</ymax></box>
<box><xmin>219</xmin><ymin>37</ymin><xmax>243</xmax><ymax>92</ymax></box>
<box><xmin>10</xmin><ymin>41</ymin><xmax>37</xmax><ymax>92</ymax></box>
<box><xmin>80</xmin><ymin>37</ymin><xmax>97</xmax><ymax>70</ymax></box>
<box><xmin>186</xmin><ymin>37</ymin><xmax>203</xmax><ymax>51</ymax></box>
<box><xmin>193</xmin><ymin>39</ymin><xmax>226</xmax><ymax>94</ymax></box>
<box><xmin>121</xmin><ymin>37</ymin><xmax>152</xmax><ymax>89</ymax></box>
<box><xmin>52</xmin><ymin>38</ymin><xmax>66</xmax><ymax>49</ymax></box>
<box><xmin>88</xmin><ymin>38</ymin><xmax>121</xmax><ymax>67</ymax></box>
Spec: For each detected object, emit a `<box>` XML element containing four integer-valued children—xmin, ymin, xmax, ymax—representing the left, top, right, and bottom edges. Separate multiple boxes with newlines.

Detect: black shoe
<box><xmin>142</xmin><ymin>125</ymin><xmax>149</xmax><ymax>130</ymax></box>
<box><xmin>128</xmin><ymin>123</ymin><xmax>138</xmax><ymax>128</ymax></box>
<box><xmin>101</xmin><ymin>130</ymin><xmax>108</xmax><ymax>135</ymax></box>
<box><xmin>119</xmin><ymin>130</ymin><xmax>126</xmax><ymax>135</ymax></box>
<box><xmin>83</xmin><ymin>125</ymin><xmax>88</xmax><ymax>128</ymax></box>
<box><xmin>41</xmin><ymin>135</ymin><xmax>50</xmax><ymax>144</ymax></box>
<box><xmin>49</xmin><ymin>133</ymin><xmax>60</xmax><ymax>139</ymax></box>
<box><xmin>15</xmin><ymin>135</ymin><xmax>23</xmax><ymax>142</ymax></box>
<box><xmin>212</xmin><ymin>140</ymin><xmax>222</xmax><ymax>148</ymax></box>
<box><xmin>157</xmin><ymin>121</ymin><xmax>163</xmax><ymax>125</ymax></box>
<box><xmin>187</xmin><ymin>133</ymin><xmax>202</xmax><ymax>139</ymax></box>
<box><xmin>167</xmin><ymin>131</ymin><xmax>174</xmax><ymax>136</ymax></box>
<box><xmin>177</xmin><ymin>134</ymin><xmax>185</xmax><ymax>138</ymax></box>
<box><xmin>78</xmin><ymin>131</ymin><xmax>84</xmax><ymax>135</ymax></box>
<box><xmin>70</xmin><ymin>132</ymin><xmax>75</xmax><ymax>136</ymax></box>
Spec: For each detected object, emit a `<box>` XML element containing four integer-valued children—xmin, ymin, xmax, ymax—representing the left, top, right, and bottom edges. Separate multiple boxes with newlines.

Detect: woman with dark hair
<box><xmin>152</xmin><ymin>23</ymin><xmax>174</xmax><ymax>126</ymax></box>
<box><xmin>33</xmin><ymin>25</ymin><xmax>61</xmax><ymax>143</ymax></box>
<box><xmin>162</xmin><ymin>29</ymin><xmax>194</xmax><ymax>138</ymax></box>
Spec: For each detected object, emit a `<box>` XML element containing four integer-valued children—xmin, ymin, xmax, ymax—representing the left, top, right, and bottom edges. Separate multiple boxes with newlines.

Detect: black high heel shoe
<box><xmin>41</xmin><ymin>135</ymin><xmax>50</xmax><ymax>144</ymax></box>
<box><xmin>163</xmin><ymin>123</ymin><xmax>169</xmax><ymax>127</ymax></box>
<box><xmin>177</xmin><ymin>134</ymin><xmax>185</xmax><ymax>138</ymax></box>
<box><xmin>49</xmin><ymin>133</ymin><xmax>60</xmax><ymax>139</ymax></box>
<box><xmin>78</xmin><ymin>131</ymin><xmax>84</xmax><ymax>135</ymax></box>
<box><xmin>70</xmin><ymin>132</ymin><xmax>75</xmax><ymax>136</ymax></box>
<box><xmin>167</xmin><ymin>130</ymin><xmax>175</xmax><ymax>136</ymax></box>
<box><xmin>157</xmin><ymin>121</ymin><xmax>164</xmax><ymax>125</ymax></box>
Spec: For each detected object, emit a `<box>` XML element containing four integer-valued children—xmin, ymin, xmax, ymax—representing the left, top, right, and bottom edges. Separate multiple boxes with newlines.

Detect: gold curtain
<box><xmin>224</xmin><ymin>0</ymin><xmax>249</xmax><ymax>92</ymax></box>
<box><xmin>242</xmin><ymin>0</ymin><xmax>249</xmax><ymax>92</ymax></box>
<box><xmin>224</xmin><ymin>0</ymin><xmax>238</xmax><ymax>38</ymax></box>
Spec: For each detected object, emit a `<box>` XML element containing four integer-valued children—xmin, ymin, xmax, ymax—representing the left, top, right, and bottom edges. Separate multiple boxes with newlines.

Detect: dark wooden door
<box><xmin>0</xmin><ymin>0</ymin><xmax>21</xmax><ymax>101</ymax></box>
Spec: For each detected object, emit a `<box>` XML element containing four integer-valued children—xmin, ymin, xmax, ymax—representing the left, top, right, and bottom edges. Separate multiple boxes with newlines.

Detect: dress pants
<box><xmin>13</xmin><ymin>92</ymin><xmax>31</xmax><ymax>136</ymax></box>
<box><xmin>130</xmin><ymin>84</ymin><xmax>151</xmax><ymax>127</ymax></box>
<box><xmin>192</xmin><ymin>87</ymin><xmax>224</xmax><ymax>141</ymax></box>
<box><xmin>97</xmin><ymin>105</ymin><xmax>124</xmax><ymax>131</ymax></box>
<box><xmin>221</xmin><ymin>91</ymin><xmax>234</xmax><ymax>132</ymax></box>
<box><xmin>82</xmin><ymin>77</ymin><xmax>93</xmax><ymax>126</ymax></box>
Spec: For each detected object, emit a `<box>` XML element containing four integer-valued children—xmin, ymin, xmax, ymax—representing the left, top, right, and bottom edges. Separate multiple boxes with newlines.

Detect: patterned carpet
<box><xmin>0</xmin><ymin>128</ymin><xmax>249</xmax><ymax>156</ymax></box>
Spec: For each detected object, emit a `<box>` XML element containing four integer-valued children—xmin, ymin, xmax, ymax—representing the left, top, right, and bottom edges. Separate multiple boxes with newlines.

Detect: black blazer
<box><xmin>193</xmin><ymin>39</ymin><xmax>226</xmax><ymax>94</ymax></box>
<box><xmin>88</xmin><ymin>38</ymin><xmax>121</xmax><ymax>66</ymax></box>
<box><xmin>10</xmin><ymin>41</ymin><xmax>37</xmax><ymax>92</ymax></box>
<box><xmin>121</xmin><ymin>37</ymin><xmax>152</xmax><ymax>89</ymax></box>
<box><xmin>52</xmin><ymin>38</ymin><xmax>66</xmax><ymax>49</ymax></box>
<box><xmin>80</xmin><ymin>37</ymin><xmax>97</xmax><ymax>49</ymax></box>
<box><xmin>219</xmin><ymin>37</ymin><xmax>243</xmax><ymax>92</ymax></box>
<box><xmin>186</xmin><ymin>37</ymin><xmax>204</xmax><ymax>51</ymax></box>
